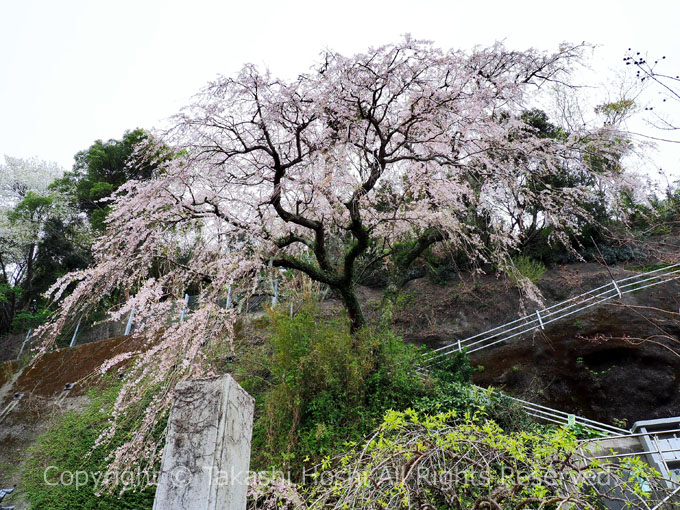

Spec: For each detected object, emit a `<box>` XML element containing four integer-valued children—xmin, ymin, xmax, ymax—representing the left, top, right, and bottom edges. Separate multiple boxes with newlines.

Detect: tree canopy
<box><xmin>51</xmin><ymin>128</ymin><xmax>170</xmax><ymax>231</ymax></box>
<box><xmin>0</xmin><ymin>130</ymin><xmax>167</xmax><ymax>333</ymax></box>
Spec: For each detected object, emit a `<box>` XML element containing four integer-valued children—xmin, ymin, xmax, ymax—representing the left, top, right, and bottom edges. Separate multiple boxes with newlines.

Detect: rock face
<box><xmin>153</xmin><ymin>375</ymin><xmax>255</xmax><ymax>510</ymax></box>
<box><xmin>468</xmin><ymin>282</ymin><xmax>680</xmax><ymax>426</ymax></box>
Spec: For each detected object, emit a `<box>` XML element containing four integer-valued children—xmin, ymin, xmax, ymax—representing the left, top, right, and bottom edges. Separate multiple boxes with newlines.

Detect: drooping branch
<box><xmin>395</xmin><ymin>229</ymin><xmax>447</xmax><ymax>278</ymax></box>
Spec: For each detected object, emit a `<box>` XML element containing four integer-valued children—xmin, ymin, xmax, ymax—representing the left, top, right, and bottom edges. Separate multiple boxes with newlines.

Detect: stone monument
<box><xmin>153</xmin><ymin>375</ymin><xmax>254</xmax><ymax>510</ymax></box>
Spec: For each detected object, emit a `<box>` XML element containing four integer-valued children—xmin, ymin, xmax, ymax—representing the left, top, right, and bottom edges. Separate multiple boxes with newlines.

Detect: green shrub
<box><xmin>246</xmin><ymin>301</ymin><xmax>430</xmax><ymax>473</ymax></box>
<box><xmin>413</xmin><ymin>381</ymin><xmax>534</xmax><ymax>432</ymax></box>
<box><xmin>22</xmin><ymin>382</ymin><xmax>156</xmax><ymax>509</ymax></box>
<box><xmin>425</xmin><ymin>349</ymin><xmax>474</xmax><ymax>384</ymax></box>
<box><xmin>292</xmin><ymin>408</ymin><xmax>668</xmax><ymax>510</ymax></box>
<box><xmin>244</xmin><ymin>302</ymin><xmax>535</xmax><ymax>473</ymax></box>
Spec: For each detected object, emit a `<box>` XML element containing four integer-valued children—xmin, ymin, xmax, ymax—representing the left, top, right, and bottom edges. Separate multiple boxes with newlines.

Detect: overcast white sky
<box><xmin>1</xmin><ymin>0</ymin><xmax>679</xmax><ymax>181</ymax></box>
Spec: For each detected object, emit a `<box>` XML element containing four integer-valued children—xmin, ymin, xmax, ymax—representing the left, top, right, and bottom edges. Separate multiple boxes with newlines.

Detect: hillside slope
<box><xmin>0</xmin><ymin>259</ymin><xmax>679</xmax><ymax>507</ymax></box>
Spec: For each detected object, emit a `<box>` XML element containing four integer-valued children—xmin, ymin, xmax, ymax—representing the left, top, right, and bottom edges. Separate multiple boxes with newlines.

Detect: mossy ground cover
<box><xmin>13</xmin><ymin>334</ymin><xmax>147</xmax><ymax>398</ymax></box>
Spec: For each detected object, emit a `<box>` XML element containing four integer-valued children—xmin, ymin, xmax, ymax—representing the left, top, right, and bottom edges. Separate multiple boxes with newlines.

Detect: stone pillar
<box><xmin>153</xmin><ymin>375</ymin><xmax>254</xmax><ymax>510</ymax></box>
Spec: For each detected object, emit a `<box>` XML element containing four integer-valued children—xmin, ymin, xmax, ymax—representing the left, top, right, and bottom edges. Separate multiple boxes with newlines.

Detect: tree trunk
<box><xmin>338</xmin><ymin>284</ymin><xmax>365</xmax><ymax>334</ymax></box>
<box><xmin>23</xmin><ymin>243</ymin><xmax>36</xmax><ymax>306</ymax></box>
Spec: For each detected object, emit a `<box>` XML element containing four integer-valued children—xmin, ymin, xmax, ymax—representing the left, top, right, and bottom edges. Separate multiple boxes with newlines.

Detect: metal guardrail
<box><xmin>423</xmin><ymin>263</ymin><xmax>680</xmax><ymax>367</ymax></box>
<box><xmin>505</xmin><ymin>393</ymin><xmax>629</xmax><ymax>436</ymax></box>
<box><xmin>2</xmin><ymin>276</ymin><xmax>289</xmax><ymax>363</ymax></box>
<box><xmin>472</xmin><ymin>385</ymin><xmax>629</xmax><ymax>436</ymax></box>
<box><xmin>423</xmin><ymin>266</ymin><xmax>680</xmax><ymax>436</ymax></box>
<box><xmin>580</xmin><ymin>424</ymin><xmax>680</xmax><ymax>496</ymax></box>
<box><xmin>8</xmin><ymin>265</ymin><xmax>677</xmax><ymax>437</ymax></box>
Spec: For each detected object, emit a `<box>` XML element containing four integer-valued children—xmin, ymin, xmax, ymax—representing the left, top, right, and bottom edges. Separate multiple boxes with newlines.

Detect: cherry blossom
<box><xmin>37</xmin><ymin>38</ymin><xmax>633</xmax><ymax>490</ymax></box>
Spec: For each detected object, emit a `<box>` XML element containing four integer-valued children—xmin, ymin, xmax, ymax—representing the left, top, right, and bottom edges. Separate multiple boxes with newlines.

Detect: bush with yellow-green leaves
<box><xmin>249</xmin><ymin>408</ymin><xmax>674</xmax><ymax>509</ymax></box>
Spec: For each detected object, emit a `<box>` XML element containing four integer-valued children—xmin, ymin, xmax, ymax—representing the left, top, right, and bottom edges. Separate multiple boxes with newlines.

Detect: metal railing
<box><xmin>580</xmin><ymin>425</ymin><xmax>680</xmax><ymax>494</ymax></box>
<box><xmin>5</xmin><ymin>264</ymin><xmax>678</xmax><ymax>438</ymax></box>
<box><xmin>422</xmin><ymin>265</ymin><xmax>680</xmax><ymax>437</ymax></box>
<box><xmin>504</xmin><ymin>392</ymin><xmax>629</xmax><ymax>436</ymax></box>
<box><xmin>1</xmin><ymin>276</ymin><xmax>290</xmax><ymax>363</ymax></box>
<box><xmin>423</xmin><ymin>263</ymin><xmax>680</xmax><ymax>367</ymax></box>
<box><xmin>472</xmin><ymin>384</ymin><xmax>629</xmax><ymax>436</ymax></box>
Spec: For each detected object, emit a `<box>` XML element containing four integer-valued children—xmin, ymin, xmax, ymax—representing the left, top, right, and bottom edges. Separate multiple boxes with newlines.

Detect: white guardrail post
<box><xmin>535</xmin><ymin>310</ymin><xmax>545</xmax><ymax>330</ymax></box>
<box><xmin>69</xmin><ymin>319</ymin><xmax>82</xmax><ymax>348</ymax></box>
<box><xmin>16</xmin><ymin>328</ymin><xmax>32</xmax><ymax>360</ymax></box>
<box><xmin>124</xmin><ymin>306</ymin><xmax>136</xmax><ymax>336</ymax></box>
<box><xmin>226</xmin><ymin>286</ymin><xmax>232</xmax><ymax>309</ymax></box>
<box><xmin>272</xmin><ymin>279</ymin><xmax>278</xmax><ymax>306</ymax></box>
<box><xmin>180</xmin><ymin>294</ymin><xmax>190</xmax><ymax>322</ymax></box>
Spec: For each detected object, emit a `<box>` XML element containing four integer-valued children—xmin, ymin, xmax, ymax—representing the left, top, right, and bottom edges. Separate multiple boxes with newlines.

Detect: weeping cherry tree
<box><xmin>38</xmin><ymin>38</ymin><xmax>633</xmax><ymax>489</ymax></box>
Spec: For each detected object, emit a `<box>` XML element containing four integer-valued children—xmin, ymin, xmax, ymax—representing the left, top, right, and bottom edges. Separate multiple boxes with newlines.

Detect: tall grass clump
<box><xmin>508</xmin><ymin>255</ymin><xmax>546</xmax><ymax>285</ymax></box>
<box><xmin>22</xmin><ymin>382</ymin><xmax>157</xmax><ymax>509</ymax></box>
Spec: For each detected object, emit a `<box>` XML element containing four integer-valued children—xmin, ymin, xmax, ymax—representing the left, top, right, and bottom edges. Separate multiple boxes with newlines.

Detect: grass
<box><xmin>507</xmin><ymin>256</ymin><xmax>546</xmax><ymax>285</ymax></box>
<box><xmin>22</xmin><ymin>382</ymin><xmax>156</xmax><ymax>510</ymax></box>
